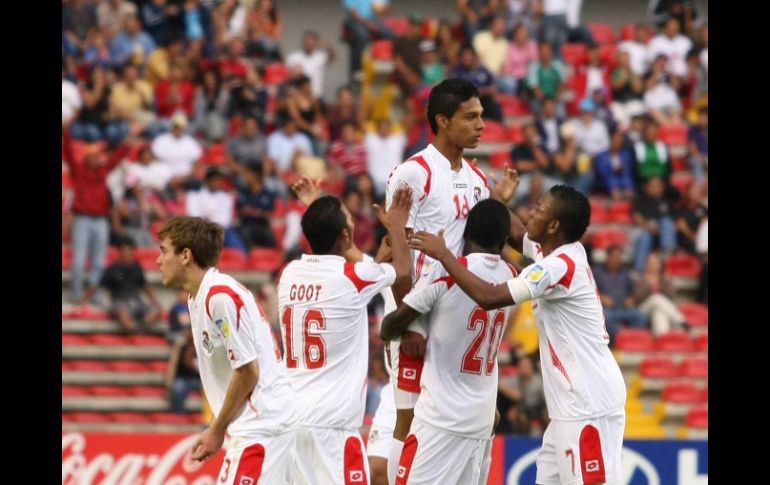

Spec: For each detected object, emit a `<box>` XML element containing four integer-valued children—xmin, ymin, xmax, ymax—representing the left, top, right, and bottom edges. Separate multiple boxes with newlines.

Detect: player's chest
<box><xmin>189</xmin><ymin>310</ymin><xmax>228</xmax><ymax>358</ymax></box>
<box><xmin>423</xmin><ymin>169</ymin><xmax>485</xmax><ymax>221</ymax></box>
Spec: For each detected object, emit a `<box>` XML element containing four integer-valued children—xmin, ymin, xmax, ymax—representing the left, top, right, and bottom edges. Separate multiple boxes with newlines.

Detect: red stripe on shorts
<box><xmin>395</xmin><ymin>434</ymin><xmax>419</xmax><ymax>485</ymax></box>
<box><xmin>232</xmin><ymin>442</ymin><xmax>265</xmax><ymax>485</ymax></box>
<box><xmin>580</xmin><ymin>424</ymin><xmax>606</xmax><ymax>484</ymax></box>
<box><xmin>344</xmin><ymin>436</ymin><xmax>368</xmax><ymax>484</ymax></box>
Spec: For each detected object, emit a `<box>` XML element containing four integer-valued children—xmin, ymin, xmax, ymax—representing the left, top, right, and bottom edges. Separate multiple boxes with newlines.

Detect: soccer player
<box><xmin>374</xmin><ymin>78</ymin><xmax>518</xmax><ymax>484</ymax></box>
<box><xmin>410</xmin><ymin>185</ymin><xmax>627</xmax><ymax>485</ymax></box>
<box><xmin>277</xmin><ymin>187</ymin><xmax>414</xmax><ymax>484</ymax></box>
<box><xmin>156</xmin><ymin>217</ymin><xmax>298</xmax><ymax>484</ymax></box>
<box><xmin>380</xmin><ymin>199</ymin><xmax>516</xmax><ymax>484</ymax></box>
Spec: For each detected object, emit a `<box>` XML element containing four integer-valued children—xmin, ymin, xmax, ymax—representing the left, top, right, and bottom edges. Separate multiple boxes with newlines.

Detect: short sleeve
<box><xmin>386</xmin><ymin>160</ymin><xmax>428</xmax><ymax>229</ymax></box>
<box><xmin>208</xmin><ymin>292</ymin><xmax>258</xmax><ymax>369</ymax></box>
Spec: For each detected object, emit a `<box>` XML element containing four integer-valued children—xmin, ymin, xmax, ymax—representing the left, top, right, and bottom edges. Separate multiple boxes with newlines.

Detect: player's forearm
<box><xmin>388</xmin><ymin>225</ymin><xmax>412</xmax><ymax>306</ymax></box>
<box><xmin>506</xmin><ymin>212</ymin><xmax>527</xmax><ymax>253</ymax></box>
<box><xmin>436</xmin><ymin>251</ymin><xmax>514</xmax><ymax>310</ymax></box>
<box><xmin>210</xmin><ymin>361</ymin><xmax>259</xmax><ymax>435</ymax></box>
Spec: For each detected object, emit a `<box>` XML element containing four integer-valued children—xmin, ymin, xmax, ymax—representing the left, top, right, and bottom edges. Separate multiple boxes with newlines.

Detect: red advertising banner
<box><xmin>62</xmin><ymin>432</ymin><xmax>224</xmax><ymax>484</ymax></box>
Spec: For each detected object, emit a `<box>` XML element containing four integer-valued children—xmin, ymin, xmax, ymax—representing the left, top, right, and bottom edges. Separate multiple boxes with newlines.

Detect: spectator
<box><xmin>572</xmin><ymin>98</ymin><xmax>610</xmax><ymax>158</ymax></box>
<box><xmin>449</xmin><ymin>45</ymin><xmax>503</xmax><ymax>122</ymax></box>
<box><xmin>328</xmin><ymin>121</ymin><xmax>368</xmax><ymax>182</ymax></box>
<box><xmin>81</xmin><ymin>237</ymin><xmax>162</xmax><ymax>333</ymax></box>
<box><xmin>110</xmin><ymin>14</ymin><xmax>157</xmax><ymax>67</ymax></box>
<box><xmin>550</xmin><ymin>122</ymin><xmax>594</xmax><ymax>195</ymax></box>
<box><xmin>341</xmin><ymin>0</ymin><xmax>395</xmax><ymax>81</ymax></box>
<box><xmin>472</xmin><ymin>14</ymin><xmax>510</xmax><ymax>77</ymax></box>
<box><xmin>511</xmin><ymin>124</ymin><xmax>559</xmax><ymax>203</ymax></box>
<box><xmin>497</xmin><ymin>355</ymin><xmax>547</xmax><ymax>435</ymax></box>
<box><xmin>536</xmin><ymin>98</ymin><xmax>564</xmax><ymax>157</ymax></box>
<box><xmin>393</xmin><ymin>15</ymin><xmax>425</xmax><ymax>95</ymax></box>
<box><xmin>97</xmin><ymin>0</ymin><xmax>139</xmax><ymax>39</ymax></box>
<box><xmin>286</xmin><ymin>30</ymin><xmax>335</xmax><ymax>99</ymax></box>
<box><xmin>594</xmin><ymin>245</ymin><xmax>648</xmax><ymax>338</ymax></box>
<box><xmin>154</xmin><ymin>61</ymin><xmax>196</xmax><ymax>120</ymax></box>
<box><xmin>642</xmin><ymin>64</ymin><xmax>684</xmax><ymax>126</ymax></box>
<box><xmin>226</xmin><ymin>65</ymin><xmax>269</xmax><ymax>125</ymax></box>
<box><xmin>419</xmin><ymin>40</ymin><xmax>444</xmax><ymax>86</ymax></box>
<box><xmin>618</xmin><ymin>23</ymin><xmax>651</xmax><ymax>77</ymax></box>
<box><xmin>124</xmin><ymin>144</ymin><xmax>174</xmax><ymax>194</ymax></box>
<box><xmin>191</xmin><ymin>69</ymin><xmax>230</xmax><ymax>141</ymax></box>
<box><xmin>63</xmin><ymin>128</ymin><xmax>130</xmax><ymax>303</ymax></box>
<box><xmin>676</xmin><ymin>182</ymin><xmax>707</xmax><ymax>254</ymax></box>
<box><xmin>632</xmin><ymin>252</ymin><xmax>686</xmax><ymax>335</ymax></box>
<box><xmin>594</xmin><ymin>128</ymin><xmax>636</xmax><ymax>201</ymax></box>
<box><xmin>151</xmin><ymin>112</ymin><xmax>203</xmax><ymax>187</ymax></box>
<box><xmin>342</xmin><ymin>188</ymin><xmax>376</xmax><ymax>254</ymax></box>
<box><xmin>108</xmin><ymin>64</ymin><xmax>155</xmax><ymax>144</ymax></box>
<box><xmin>364</xmin><ymin>118</ymin><xmax>406</xmax><ymax>199</ymax></box>
<box><xmin>167</xmin><ymin>290</ymin><xmax>191</xmax><ymax>344</ymax></box>
<box><xmin>226</xmin><ymin>116</ymin><xmax>270</xmax><ymax>187</ymax></box>
<box><xmin>633</xmin><ymin>121</ymin><xmax>670</xmax><ymax>184</ymax></box>
<box><xmin>326</xmin><ymin>85</ymin><xmax>364</xmax><ymax>142</ymax></box>
<box><xmin>71</xmin><ymin>68</ymin><xmax>110</xmax><ymax>141</ymax></box>
<box><xmin>457</xmin><ymin>0</ymin><xmax>500</xmax><ymax>39</ymax></box>
<box><xmin>112</xmin><ymin>185</ymin><xmax>167</xmax><ymax>248</ymax></box>
<box><xmin>499</xmin><ymin>24</ymin><xmax>538</xmax><ymax>96</ymax></box>
<box><xmin>185</xmin><ymin>168</ymin><xmax>246</xmax><ymax>252</ymax></box>
<box><xmin>236</xmin><ymin>163</ymin><xmax>278</xmax><ymax>249</ymax></box>
<box><xmin>266</xmin><ymin>111</ymin><xmax>314</xmax><ymax>174</ymax></box>
<box><xmin>687</xmin><ymin>107</ymin><xmax>708</xmax><ymax>181</ymax></box>
<box><xmin>286</xmin><ymin>75</ymin><xmax>325</xmax><ymax>155</ymax></box>
<box><xmin>165</xmin><ymin>329</ymin><xmax>201</xmax><ymax>413</ymax></box>
<box><xmin>244</xmin><ymin>0</ymin><xmax>283</xmax><ymax>61</ymax></box>
<box><xmin>632</xmin><ymin>176</ymin><xmax>678</xmax><ymax>272</ymax></box>
<box><xmin>609</xmin><ymin>50</ymin><xmax>645</xmax><ymax>127</ymax></box>
<box><xmin>526</xmin><ymin>42</ymin><xmax>566</xmax><ymax>116</ymax></box>
<box><xmin>647</xmin><ymin>17</ymin><xmax>692</xmax><ymax>79</ymax></box>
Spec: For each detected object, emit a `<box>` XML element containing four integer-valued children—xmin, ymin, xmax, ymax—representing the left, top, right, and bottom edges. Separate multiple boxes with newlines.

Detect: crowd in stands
<box><xmin>63</xmin><ymin>0</ymin><xmax>707</xmax><ymax>435</ymax></box>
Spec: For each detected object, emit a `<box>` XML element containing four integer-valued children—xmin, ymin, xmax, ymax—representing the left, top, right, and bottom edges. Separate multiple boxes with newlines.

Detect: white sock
<box><xmin>478</xmin><ymin>436</ymin><xmax>494</xmax><ymax>484</ymax></box>
<box><xmin>387</xmin><ymin>438</ymin><xmax>404</xmax><ymax>484</ymax></box>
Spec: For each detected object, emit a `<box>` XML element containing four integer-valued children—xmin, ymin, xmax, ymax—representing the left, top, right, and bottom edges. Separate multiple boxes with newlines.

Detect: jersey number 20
<box><xmin>462</xmin><ymin>307</ymin><xmax>506</xmax><ymax>375</ymax></box>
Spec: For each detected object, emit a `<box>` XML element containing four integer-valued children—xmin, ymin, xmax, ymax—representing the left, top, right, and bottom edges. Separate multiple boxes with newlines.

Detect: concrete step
<box><xmin>62</xmin><ymin>396</ymin><xmax>202</xmax><ymax>413</ymax></box>
<box><xmin>62</xmin><ymin>371</ymin><xmax>164</xmax><ymax>386</ymax></box>
<box><xmin>63</xmin><ymin>345</ymin><xmax>170</xmax><ymax>360</ymax></box>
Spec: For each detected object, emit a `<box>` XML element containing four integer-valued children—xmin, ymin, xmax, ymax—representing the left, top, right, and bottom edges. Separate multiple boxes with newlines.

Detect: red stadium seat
<box><xmin>249</xmin><ymin>248</ymin><xmax>283</xmax><ymax>273</ymax></box>
<box><xmin>506</xmin><ymin>124</ymin><xmax>525</xmax><ymax>144</ymax></box>
<box><xmin>664</xmin><ymin>253</ymin><xmax>702</xmax><ymax>278</ymax></box>
<box><xmin>608</xmin><ymin>201</ymin><xmax>632</xmax><ymax>224</ymax></box>
<box><xmin>662</xmin><ymin>382</ymin><xmax>704</xmax><ymax>404</ymax></box>
<box><xmin>200</xmin><ymin>143</ymin><xmax>228</xmax><ymax>166</ymax></box>
<box><xmin>384</xmin><ymin>16</ymin><xmax>410</xmax><ymax>37</ymax></box>
<box><xmin>130</xmin><ymin>335</ymin><xmax>168</xmax><ymax>347</ymax></box>
<box><xmin>91</xmin><ymin>334</ymin><xmax>132</xmax><ymax>346</ymax></box>
<box><xmin>592</xmin><ymin>229</ymin><xmax>630</xmax><ymax>249</ymax></box>
<box><xmin>69</xmin><ymin>361</ymin><xmax>111</xmax><ymax>372</ymax></box>
<box><xmin>263</xmin><ymin>63</ymin><xmax>290</xmax><ymax>86</ymax></box>
<box><xmin>589</xmin><ymin>199</ymin><xmax>608</xmax><ymax>224</ymax></box>
<box><xmin>109</xmin><ymin>361</ymin><xmax>152</xmax><ymax>372</ymax></box>
<box><xmin>656</xmin><ymin>331</ymin><xmax>694</xmax><ymax>352</ymax></box>
<box><xmin>147</xmin><ymin>361</ymin><xmax>169</xmax><ymax>373</ymax></box>
<box><xmin>482</xmin><ymin>120</ymin><xmax>508</xmax><ymax>142</ymax></box>
<box><xmin>218</xmin><ymin>248</ymin><xmax>249</xmax><ymax>271</ymax></box>
<box><xmin>678</xmin><ymin>302</ymin><xmax>708</xmax><ymax>327</ymax></box>
<box><xmin>614</xmin><ymin>329</ymin><xmax>655</xmax><ymax>352</ymax></box>
<box><xmin>639</xmin><ymin>356</ymin><xmax>680</xmax><ymax>379</ymax></box>
<box><xmin>598</xmin><ymin>44</ymin><xmax>618</xmax><ymax>68</ymax></box>
<box><xmin>109</xmin><ymin>412</ymin><xmax>152</xmax><ymax>424</ymax></box>
<box><xmin>490</xmin><ymin>151</ymin><xmax>512</xmax><ymax>169</ymax></box>
<box><xmin>62</xmin><ymin>386</ymin><xmax>91</xmax><ymax>397</ymax></box>
<box><xmin>499</xmin><ymin>95</ymin><xmax>531</xmax><ymax>117</ymax></box>
<box><xmin>135</xmin><ymin>247</ymin><xmax>160</xmax><ymax>270</ymax></box>
<box><xmin>371</xmin><ymin>39</ymin><xmax>394</xmax><ymax>61</ymax></box>
<box><xmin>685</xmin><ymin>407</ymin><xmax>708</xmax><ymax>429</ymax></box>
<box><xmin>149</xmin><ymin>412</ymin><xmax>194</xmax><ymax>424</ymax></box>
<box><xmin>129</xmin><ymin>386</ymin><xmax>167</xmax><ymax>397</ymax></box>
<box><xmin>588</xmin><ymin>22</ymin><xmax>616</xmax><ymax>45</ymax></box>
<box><xmin>67</xmin><ymin>412</ymin><xmax>111</xmax><ymax>423</ymax></box>
<box><xmin>669</xmin><ymin>172</ymin><xmax>694</xmax><ymax>196</ymax></box>
<box><xmin>694</xmin><ymin>332</ymin><xmax>708</xmax><ymax>352</ymax></box>
<box><xmin>561</xmin><ymin>43</ymin><xmax>588</xmax><ymax>66</ymax></box>
<box><xmin>659</xmin><ymin>124</ymin><xmax>688</xmax><ymax>146</ymax></box>
<box><xmin>681</xmin><ymin>356</ymin><xmax>708</xmax><ymax>378</ymax></box>
<box><xmin>620</xmin><ymin>23</ymin><xmax>636</xmax><ymax>41</ymax></box>
<box><xmin>62</xmin><ymin>246</ymin><xmax>72</xmax><ymax>269</ymax></box>
<box><xmin>62</xmin><ymin>334</ymin><xmax>91</xmax><ymax>346</ymax></box>
<box><xmin>90</xmin><ymin>386</ymin><xmax>131</xmax><ymax>397</ymax></box>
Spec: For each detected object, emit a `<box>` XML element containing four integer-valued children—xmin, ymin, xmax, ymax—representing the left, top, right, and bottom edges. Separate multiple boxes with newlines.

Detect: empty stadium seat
<box><xmin>561</xmin><ymin>43</ymin><xmax>588</xmax><ymax>66</ymax></box>
<box><xmin>681</xmin><ymin>356</ymin><xmax>708</xmax><ymax>378</ymax></box>
<box><xmin>67</xmin><ymin>412</ymin><xmax>111</xmax><ymax>423</ymax></box>
<box><xmin>149</xmin><ymin>412</ymin><xmax>195</xmax><ymax>425</ymax></box>
<box><xmin>62</xmin><ymin>334</ymin><xmax>91</xmax><ymax>346</ymax></box>
<box><xmin>614</xmin><ymin>329</ymin><xmax>655</xmax><ymax>352</ymax></box>
<box><xmin>506</xmin><ymin>124</ymin><xmax>525</xmax><ymax>144</ymax></box>
<box><xmin>147</xmin><ymin>361</ymin><xmax>169</xmax><ymax>373</ymax></box>
<box><xmin>109</xmin><ymin>361</ymin><xmax>151</xmax><ymax>372</ymax></box>
<box><xmin>490</xmin><ymin>151</ymin><xmax>512</xmax><ymax>169</ymax></box>
<box><xmin>91</xmin><ymin>334</ymin><xmax>132</xmax><ymax>346</ymax></box>
<box><xmin>694</xmin><ymin>332</ymin><xmax>708</xmax><ymax>352</ymax></box>
<box><xmin>499</xmin><ymin>96</ymin><xmax>531</xmax><ymax>117</ymax></box>
<box><xmin>200</xmin><ymin>143</ymin><xmax>228</xmax><ymax>166</ymax></box>
<box><xmin>678</xmin><ymin>302</ymin><xmax>708</xmax><ymax>327</ymax></box>
<box><xmin>129</xmin><ymin>386</ymin><xmax>167</xmax><ymax>397</ymax></box>
<box><xmin>659</xmin><ymin>124</ymin><xmax>688</xmax><ymax>147</ymax></box>
<box><xmin>481</xmin><ymin>120</ymin><xmax>509</xmax><ymax>142</ymax></box>
<box><xmin>608</xmin><ymin>200</ymin><xmax>632</xmax><ymax>224</ymax></box>
<box><xmin>69</xmin><ymin>361</ymin><xmax>111</xmax><ymax>372</ymax></box>
<box><xmin>685</xmin><ymin>407</ymin><xmax>708</xmax><ymax>429</ymax></box>
<box><xmin>90</xmin><ymin>386</ymin><xmax>131</xmax><ymax>397</ymax></box>
<box><xmin>662</xmin><ymin>382</ymin><xmax>704</xmax><ymax>404</ymax></box>
<box><xmin>656</xmin><ymin>331</ymin><xmax>694</xmax><ymax>352</ymax></box>
<box><xmin>588</xmin><ymin>22</ymin><xmax>616</xmax><ymax>45</ymax></box>
<box><xmin>371</xmin><ymin>39</ymin><xmax>394</xmax><ymax>61</ymax></box>
<box><xmin>218</xmin><ymin>248</ymin><xmax>249</xmax><ymax>271</ymax></box>
<box><xmin>249</xmin><ymin>248</ymin><xmax>283</xmax><ymax>272</ymax></box>
<box><xmin>130</xmin><ymin>335</ymin><xmax>168</xmax><ymax>346</ymax></box>
<box><xmin>109</xmin><ymin>412</ymin><xmax>152</xmax><ymax>424</ymax></box>
<box><xmin>664</xmin><ymin>253</ymin><xmax>702</xmax><ymax>278</ymax></box>
<box><xmin>592</xmin><ymin>229</ymin><xmax>630</xmax><ymax>249</ymax></box>
<box><xmin>589</xmin><ymin>199</ymin><xmax>609</xmax><ymax>224</ymax></box>
<box><xmin>62</xmin><ymin>386</ymin><xmax>91</xmax><ymax>397</ymax></box>
<box><xmin>640</xmin><ymin>356</ymin><xmax>681</xmax><ymax>379</ymax></box>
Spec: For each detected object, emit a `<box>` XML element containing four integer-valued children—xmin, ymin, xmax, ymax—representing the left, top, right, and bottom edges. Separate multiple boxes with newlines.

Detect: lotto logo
<box><xmin>397</xmin><ymin>466</ymin><xmax>407</xmax><ymax>478</ymax></box>
<box><xmin>585</xmin><ymin>460</ymin><xmax>600</xmax><ymax>472</ymax></box>
<box><xmin>349</xmin><ymin>470</ymin><xmax>364</xmax><ymax>482</ymax></box>
<box><xmin>239</xmin><ymin>478</ymin><xmax>254</xmax><ymax>485</ymax></box>
<box><xmin>402</xmin><ymin>369</ymin><xmax>417</xmax><ymax>380</ymax></box>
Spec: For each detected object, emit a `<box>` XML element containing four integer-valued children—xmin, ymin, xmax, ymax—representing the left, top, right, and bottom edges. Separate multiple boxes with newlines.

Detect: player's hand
<box><xmin>400</xmin><ymin>330</ymin><xmax>426</xmax><ymax>358</ymax></box>
<box><xmin>291</xmin><ymin>176</ymin><xmax>323</xmax><ymax>207</ymax></box>
<box><xmin>374</xmin><ymin>234</ymin><xmax>392</xmax><ymax>263</ymax></box>
<box><xmin>374</xmin><ymin>186</ymin><xmax>413</xmax><ymax>230</ymax></box>
<box><xmin>408</xmin><ymin>230</ymin><xmax>449</xmax><ymax>261</ymax></box>
<box><xmin>190</xmin><ymin>427</ymin><xmax>225</xmax><ymax>462</ymax></box>
<box><xmin>490</xmin><ymin>166</ymin><xmax>519</xmax><ymax>204</ymax></box>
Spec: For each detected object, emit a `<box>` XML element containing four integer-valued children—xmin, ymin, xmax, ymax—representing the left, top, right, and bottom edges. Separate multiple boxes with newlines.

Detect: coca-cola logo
<box><xmin>62</xmin><ymin>433</ymin><xmax>220</xmax><ymax>485</ymax></box>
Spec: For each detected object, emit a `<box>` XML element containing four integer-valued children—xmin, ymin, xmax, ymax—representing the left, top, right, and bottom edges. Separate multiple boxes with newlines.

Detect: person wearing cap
<box><xmin>572</xmin><ymin>97</ymin><xmax>610</xmax><ymax>158</ymax></box>
<box><xmin>419</xmin><ymin>39</ymin><xmax>443</xmax><ymax>86</ymax></box>
<box><xmin>150</xmin><ymin>112</ymin><xmax>203</xmax><ymax>188</ymax></box>
<box><xmin>185</xmin><ymin>168</ymin><xmax>248</xmax><ymax>253</ymax></box>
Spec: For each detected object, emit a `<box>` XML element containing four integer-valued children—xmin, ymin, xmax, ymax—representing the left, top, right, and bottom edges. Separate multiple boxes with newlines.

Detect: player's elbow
<box><xmin>380</xmin><ymin>314</ymin><xmax>398</xmax><ymax>341</ymax></box>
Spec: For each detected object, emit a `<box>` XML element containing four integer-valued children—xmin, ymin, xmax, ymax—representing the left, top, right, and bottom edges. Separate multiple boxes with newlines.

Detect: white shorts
<box><xmin>536</xmin><ymin>412</ymin><xmax>625</xmax><ymax>485</ymax></box>
<box><xmin>367</xmin><ymin>383</ymin><xmax>396</xmax><ymax>459</ymax></box>
<box><xmin>292</xmin><ymin>427</ymin><xmax>370</xmax><ymax>484</ymax></box>
<box><xmin>218</xmin><ymin>430</ymin><xmax>297</xmax><ymax>485</ymax></box>
<box><xmin>387</xmin><ymin>340</ymin><xmax>423</xmax><ymax>409</ymax></box>
<box><xmin>395</xmin><ymin>419</ymin><xmax>488</xmax><ymax>485</ymax></box>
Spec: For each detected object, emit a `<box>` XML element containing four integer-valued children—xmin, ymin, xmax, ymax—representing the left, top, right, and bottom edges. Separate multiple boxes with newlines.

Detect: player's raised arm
<box><xmin>410</xmin><ymin>231</ymin><xmax>515</xmax><ymax>310</ymax></box>
<box><xmin>375</xmin><ymin>186</ymin><xmax>413</xmax><ymax>305</ymax></box>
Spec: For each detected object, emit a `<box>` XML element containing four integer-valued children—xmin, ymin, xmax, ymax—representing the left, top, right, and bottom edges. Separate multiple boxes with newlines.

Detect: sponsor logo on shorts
<box><xmin>397</xmin><ymin>466</ymin><xmax>407</xmax><ymax>478</ymax></box>
<box><xmin>585</xmin><ymin>459</ymin><xmax>600</xmax><ymax>472</ymax></box>
<box><xmin>402</xmin><ymin>368</ymin><xmax>417</xmax><ymax>380</ymax></box>
<box><xmin>239</xmin><ymin>477</ymin><xmax>255</xmax><ymax>485</ymax></box>
<box><xmin>349</xmin><ymin>470</ymin><xmax>364</xmax><ymax>482</ymax></box>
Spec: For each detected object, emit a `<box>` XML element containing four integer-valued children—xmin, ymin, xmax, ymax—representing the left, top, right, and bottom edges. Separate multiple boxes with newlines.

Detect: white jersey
<box><xmin>277</xmin><ymin>255</ymin><xmax>396</xmax><ymax>430</ymax></box>
<box><xmin>386</xmin><ymin>143</ymin><xmax>491</xmax><ymax>282</ymax></box>
<box><xmin>508</xmin><ymin>234</ymin><xmax>626</xmax><ymax>420</ymax></box>
<box><xmin>402</xmin><ymin>253</ymin><xmax>516</xmax><ymax>438</ymax></box>
<box><xmin>188</xmin><ymin>268</ymin><xmax>298</xmax><ymax>439</ymax></box>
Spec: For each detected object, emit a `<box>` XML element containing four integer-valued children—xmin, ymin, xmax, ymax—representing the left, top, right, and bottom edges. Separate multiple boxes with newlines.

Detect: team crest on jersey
<box><xmin>473</xmin><ymin>186</ymin><xmax>482</xmax><ymax>203</ymax></box>
<box><xmin>526</xmin><ymin>266</ymin><xmax>546</xmax><ymax>285</ymax></box>
<box><xmin>201</xmin><ymin>331</ymin><xmax>213</xmax><ymax>353</ymax></box>
<box><xmin>215</xmin><ymin>318</ymin><xmax>232</xmax><ymax>338</ymax></box>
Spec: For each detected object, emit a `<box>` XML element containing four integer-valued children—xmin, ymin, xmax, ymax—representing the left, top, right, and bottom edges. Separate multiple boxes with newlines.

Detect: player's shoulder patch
<box><xmin>526</xmin><ymin>265</ymin><xmax>547</xmax><ymax>285</ymax></box>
